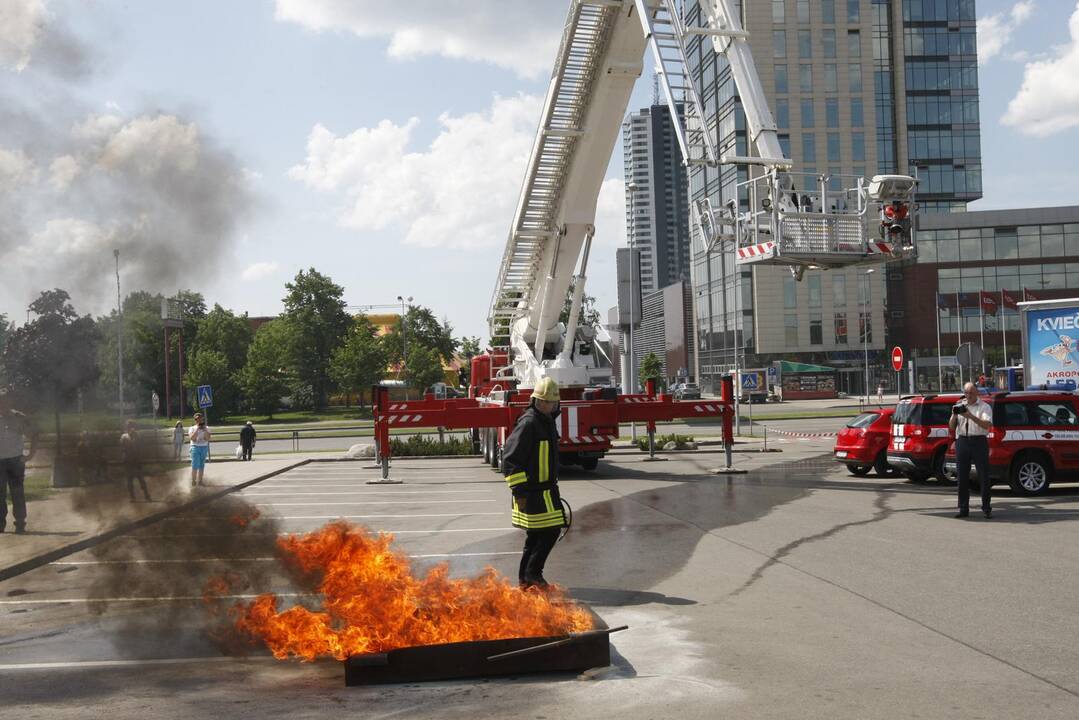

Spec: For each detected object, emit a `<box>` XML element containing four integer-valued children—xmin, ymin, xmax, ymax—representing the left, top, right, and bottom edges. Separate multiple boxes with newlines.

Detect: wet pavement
<box><xmin>2</xmin><ymin>443</ymin><xmax>1079</xmax><ymax>719</ymax></box>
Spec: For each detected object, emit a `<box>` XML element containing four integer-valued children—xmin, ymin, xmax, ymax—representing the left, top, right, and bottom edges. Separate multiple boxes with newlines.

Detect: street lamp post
<box><xmin>114</xmin><ymin>249</ymin><xmax>124</xmax><ymax>417</ymax></box>
<box><xmin>627</xmin><ymin>181</ymin><xmax>638</xmax><ymax>441</ymax></box>
<box><xmin>864</xmin><ymin>268</ymin><xmax>875</xmax><ymax>404</ymax></box>
<box><xmin>397</xmin><ymin>295</ymin><xmax>413</xmax><ymax>399</ymax></box>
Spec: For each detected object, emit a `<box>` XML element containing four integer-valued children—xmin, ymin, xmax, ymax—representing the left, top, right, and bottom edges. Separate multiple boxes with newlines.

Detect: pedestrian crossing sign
<box><xmin>741</xmin><ymin>372</ymin><xmax>759</xmax><ymax>390</ymax></box>
<box><xmin>197</xmin><ymin>385</ymin><xmax>213</xmax><ymax>408</ymax></box>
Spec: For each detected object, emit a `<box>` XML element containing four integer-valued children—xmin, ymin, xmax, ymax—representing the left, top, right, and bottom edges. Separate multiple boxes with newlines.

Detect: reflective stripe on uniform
<box><xmin>511</xmin><ymin>509</ymin><xmax>565</xmax><ymax>529</ymax></box>
<box><xmin>538</xmin><ymin>440</ymin><xmax>549</xmax><ymax>483</ymax></box>
<box><xmin>505</xmin><ymin>471</ymin><xmax>527</xmax><ymax>487</ymax></box>
<box><xmin>543</xmin><ymin>489</ymin><xmax>555</xmax><ymax>513</ymax></box>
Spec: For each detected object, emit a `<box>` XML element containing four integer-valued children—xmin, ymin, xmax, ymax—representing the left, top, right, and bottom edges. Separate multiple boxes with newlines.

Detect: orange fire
<box><xmin>228</xmin><ymin>508</ymin><xmax>261</xmax><ymax>529</ymax></box>
<box><xmin>225</xmin><ymin>522</ymin><xmax>593</xmax><ymax>661</ymax></box>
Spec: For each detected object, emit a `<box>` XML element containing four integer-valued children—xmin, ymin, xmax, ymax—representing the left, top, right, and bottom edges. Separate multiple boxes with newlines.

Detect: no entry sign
<box><xmin>891</xmin><ymin>346</ymin><xmax>904</xmax><ymax>372</ymax></box>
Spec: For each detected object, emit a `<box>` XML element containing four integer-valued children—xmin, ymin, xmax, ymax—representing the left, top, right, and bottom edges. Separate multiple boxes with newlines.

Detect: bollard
<box><xmin>648</xmin><ymin>429</ymin><xmax>655</xmax><ymax>458</ymax></box>
<box><xmin>292</xmin><ymin>430</ymin><xmax>299</xmax><ymax>452</ymax></box>
<box><xmin>763</xmin><ymin>425</ymin><xmax>768</xmax><ymax>452</ymax></box>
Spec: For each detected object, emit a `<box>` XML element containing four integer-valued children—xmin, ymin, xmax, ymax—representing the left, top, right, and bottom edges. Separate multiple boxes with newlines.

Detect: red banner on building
<box><xmin>1001</xmin><ymin>289</ymin><xmax>1019</xmax><ymax>310</ymax></box>
<box><xmin>1023</xmin><ymin>288</ymin><xmax>1041</xmax><ymax>302</ymax></box>
<box><xmin>980</xmin><ymin>291</ymin><xmax>998</xmax><ymax>316</ymax></box>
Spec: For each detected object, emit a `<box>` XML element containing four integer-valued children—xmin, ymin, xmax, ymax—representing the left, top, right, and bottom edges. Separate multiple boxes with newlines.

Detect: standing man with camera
<box><xmin>948</xmin><ymin>382</ymin><xmax>993</xmax><ymax>519</ymax></box>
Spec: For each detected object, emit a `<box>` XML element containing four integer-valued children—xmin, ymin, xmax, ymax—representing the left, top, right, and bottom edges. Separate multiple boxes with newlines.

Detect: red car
<box><xmin>887</xmin><ymin>394</ymin><xmax>962</xmax><ymax>481</ymax></box>
<box><xmin>834</xmin><ymin>407</ymin><xmax>896</xmax><ymax>476</ymax></box>
<box><xmin>943</xmin><ymin>390</ymin><xmax>1079</xmax><ymax>496</ymax></box>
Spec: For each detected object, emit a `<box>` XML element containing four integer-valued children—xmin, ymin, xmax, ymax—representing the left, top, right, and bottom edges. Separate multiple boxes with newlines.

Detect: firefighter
<box><xmin>502</xmin><ymin>377</ymin><xmax>567</xmax><ymax>589</ymax></box>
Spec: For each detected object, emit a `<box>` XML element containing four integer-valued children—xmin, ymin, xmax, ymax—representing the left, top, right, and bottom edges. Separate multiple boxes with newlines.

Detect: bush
<box><xmin>635</xmin><ymin>433</ymin><xmax>695</xmax><ymax>451</ymax></box>
<box><xmin>390</xmin><ymin>434</ymin><xmax>475</xmax><ymax>457</ymax></box>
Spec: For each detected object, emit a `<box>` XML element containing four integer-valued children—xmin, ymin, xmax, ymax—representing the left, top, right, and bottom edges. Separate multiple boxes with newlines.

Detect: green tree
<box><xmin>639</xmin><ymin>352</ymin><xmax>665</xmax><ymax>391</ymax></box>
<box><xmin>282</xmin><ymin>269</ymin><xmax>351</xmax><ymax>410</ymax></box>
<box><xmin>237</xmin><ymin>320</ymin><xmax>291</xmax><ymax>418</ymax></box>
<box><xmin>192</xmin><ymin>304</ymin><xmax>253</xmax><ymax>372</ymax></box>
<box><xmin>457</xmin><ymin>335</ymin><xmax>482</xmax><ymax>386</ymax></box>
<box><xmin>383</xmin><ymin>305</ymin><xmax>457</xmax><ymax>365</ymax></box>
<box><xmin>0</xmin><ymin>313</ymin><xmax>11</xmax><ymax>385</ymax></box>
<box><xmin>405</xmin><ymin>345</ymin><xmax>446</xmax><ymax>397</ymax></box>
<box><xmin>2</xmin><ymin>290</ymin><xmax>100</xmax><ymax>456</ymax></box>
<box><xmin>559</xmin><ymin>280</ymin><xmax>602</xmax><ymax>330</ymax></box>
<box><xmin>183</xmin><ymin>349</ymin><xmax>234</xmax><ymax>419</ymax></box>
<box><xmin>329</xmin><ymin>316</ymin><xmax>387</xmax><ymax>408</ymax></box>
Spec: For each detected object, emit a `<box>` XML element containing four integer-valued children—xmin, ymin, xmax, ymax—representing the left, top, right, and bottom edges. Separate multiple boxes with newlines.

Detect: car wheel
<box><xmin>1009</xmin><ymin>454</ymin><xmax>1052</xmax><ymax>496</ymax></box>
<box><xmin>481</xmin><ymin>429</ymin><xmax>490</xmax><ymax>465</ymax></box>
<box><xmin>580</xmin><ymin>457</ymin><xmax>599</xmax><ymax>471</ymax></box>
<box><xmin>849</xmin><ymin>464</ymin><xmax>872</xmax><ymax>476</ymax></box>
<box><xmin>874</xmin><ymin>451</ymin><xmax>898</xmax><ymax>477</ymax></box>
<box><xmin>491</xmin><ymin>438</ymin><xmax>501</xmax><ymax>471</ymax></box>
<box><xmin>905</xmin><ymin>471</ymin><xmax>929</xmax><ymax>483</ymax></box>
<box><xmin>931</xmin><ymin>450</ymin><xmax>948</xmax><ymax>483</ymax></box>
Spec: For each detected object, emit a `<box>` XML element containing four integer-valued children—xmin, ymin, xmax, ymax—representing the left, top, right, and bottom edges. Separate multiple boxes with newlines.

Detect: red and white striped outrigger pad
<box><xmin>736</xmin><ymin>241</ymin><xmax>776</xmax><ymax>263</ymax></box>
<box><xmin>867</xmin><ymin>241</ymin><xmax>895</xmax><ymax>255</ymax></box>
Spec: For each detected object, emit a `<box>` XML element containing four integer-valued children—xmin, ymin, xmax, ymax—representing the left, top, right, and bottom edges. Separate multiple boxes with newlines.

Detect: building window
<box><xmin>824</xmin><ymin>64</ymin><xmax>838</xmax><ymax>92</ymax></box>
<box><xmin>799</xmin><ymin>64</ymin><xmax>813</xmax><ymax>92</ymax></box>
<box><xmin>859</xmin><ymin>312</ymin><xmax>872</xmax><ymax>344</ymax></box>
<box><xmin>808</xmin><ymin>273</ymin><xmax>822</xmax><ymax>307</ymax></box>
<box><xmin>847</xmin><ymin>0</ymin><xmax>860</xmax><ymax>23</ymax></box>
<box><xmin>852</xmin><ymin>132</ymin><xmax>865</xmax><ymax>162</ymax></box>
<box><xmin>849</xmin><ymin>63</ymin><xmax>862</xmax><ymax>92</ymax></box>
<box><xmin>801</xmin><ymin>99</ymin><xmax>815</xmax><ymax>127</ymax></box>
<box><xmin>810</xmin><ymin>314</ymin><xmax>823</xmax><ymax>345</ymax></box>
<box><xmin>822</xmin><ymin>0</ymin><xmax>836</xmax><ymax>24</ymax></box>
<box><xmin>776</xmin><ymin>99</ymin><xmax>790</xmax><ymax>128</ymax></box>
<box><xmin>784</xmin><ymin>275</ymin><xmax>797</xmax><ymax>308</ymax></box>
<box><xmin>833</xmin><ymin>274</ymin><xmax>847</xmax><ymax>307</ymax></box>
<box><xmin>834</xmin><ymin>313</ymin><xmax>848</xmax><ymax>344</ymax></box>
<box><xmin>774</xmin><ymin>30</ymin><xmax>787</xmax><ymax>58</ymax></box>
<box><xmin>797</xmin><ymin>0</ymin><xmax>810</xmax><ymax>23</ymax></box>
<box><xmin>772</xmin><ymin>0</ymin><xmax>786</xmax><ymax>23</ymax></box>
<box><xmin>827</xmin><ymin>133</ymin><xmax>841</xmax><ymax>162</ymax></box>
<box><xmin>785</xmin><ymin>314</ymin><xmax>799</xmax><ymax>345</ymax></box>
<box><xmin>850</xmin><ymin>98</ymin><xmax>864</xmax><ymax>126</ymax></box>
<box><xmin>775</xmin><ymin>64</ymin><xmax>789</xmax><ymax>93</ymax></box>
<box><xmin>847</xmin><ymin>30</ymin><xmax>861</xmax><ymax>57</ymax></box>
<box><xmin>822</xmin><ymin>30</ymin><xmax>837</xmax><ymax>58</ymax></box>
<box><xmin>826</xmin><ymin>98</ymin><xmax>839</xmax><ymax>127</ymax></box>
<box><xmin>803</xmin><ymin>132</ymin><xmax>817</xmax><ymax>163</ymax></box>
<box><xmin>799</xmin><ymin>30</ymin><xmax>813</xmax><ymax>58</ymax></box>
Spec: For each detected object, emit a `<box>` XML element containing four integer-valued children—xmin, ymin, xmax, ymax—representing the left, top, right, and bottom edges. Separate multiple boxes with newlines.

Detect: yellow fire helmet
<box><xmin>530</xmin><ymin>377</ymin><xmax>561</xmax><ymax>402</ymax></box>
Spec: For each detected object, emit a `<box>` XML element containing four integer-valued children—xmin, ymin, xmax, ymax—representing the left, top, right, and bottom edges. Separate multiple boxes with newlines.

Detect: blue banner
<box><xmin>1025</xmin><ymin>307</ymin><xmax>1079</xmax><ymax>386</ymax></box>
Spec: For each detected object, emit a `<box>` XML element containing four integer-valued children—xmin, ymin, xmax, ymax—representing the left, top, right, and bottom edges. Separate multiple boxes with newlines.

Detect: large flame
<box><xmin>221</xmin><ymin>522</ymin><xmax>593</xmax><ymax>661</ymax></box>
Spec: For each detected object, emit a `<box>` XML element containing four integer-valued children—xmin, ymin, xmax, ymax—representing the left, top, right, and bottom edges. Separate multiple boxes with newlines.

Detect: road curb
<box><xmin>0</xmin><ymin>459</ymin><xmax>312</xmax><ymax>584</ymax></box>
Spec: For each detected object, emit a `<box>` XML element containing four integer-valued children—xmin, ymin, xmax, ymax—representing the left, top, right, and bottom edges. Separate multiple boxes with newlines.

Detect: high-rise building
<box><xmin>622</xmin><ymin>103</ymin><xmax>692</xmax><ymax>294</ymax></box>
<box><xmin>683</xmin><ymin>0</ymin><xmax>981</xmax><ymax>395</ymax></box>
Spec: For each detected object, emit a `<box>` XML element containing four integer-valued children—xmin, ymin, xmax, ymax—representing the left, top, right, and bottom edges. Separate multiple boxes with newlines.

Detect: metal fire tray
<box><xmin>344</xmin><ymin>606</ymin><xmax>615</xmax><ymax>686</ymax></box>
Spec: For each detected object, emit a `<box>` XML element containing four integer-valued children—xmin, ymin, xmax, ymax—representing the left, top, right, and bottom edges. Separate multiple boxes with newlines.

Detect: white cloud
<box><xmin>0</xmin><ymin>0</ymin><xmax>48</xmax><ymax>71</ymax></box>
<box><xmin>274</xmin><ymin>0</ymin><xmax>563</xmax><ymax>78</ymax></box>
<box><xmin>0</xmin><ymin>147</ymin><xmax>37</xmax><ymax>189</ymax></box>
<box><xmin>48</xmin><ymin>154</ymin><xmax>79</xmax><ymax>190</ymax></box>
<box><xmin>1002</xmin><ymin>3</ymin><xmax>1079</xmax><ymax>136</ymax></box>
<box><xmin>978</xmin><ymin>0</ymin><xmax>1036</xmax><ymax>65</ymax></box>
<box><xmin>291</xmin><ymin>93</ymin><xmax>543</xmax><ymax>249</ymax></box>
<box><xmin>241</xmin><ymin>261</ymin><xmax>280</xmax><ymax>281</ymax></box>
<box><xmin>100</xmin><ymin>115</ymin><xmax>201</xmax><ymax>175</ymax></box>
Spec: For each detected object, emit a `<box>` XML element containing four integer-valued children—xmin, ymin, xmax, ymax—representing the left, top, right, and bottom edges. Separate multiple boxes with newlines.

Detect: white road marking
<box><xmin>277</xmin><ymin>513</ymin><xmax>503</xmax><ymax>519</ymax></box>
<box><xmin>118</xmin><ymin>527</ymin><xmax>507</xmax><ymax>539</ymax></box>
<box><xmin>240</xmin><ymin>490</ymin><xmax>494</xmax><ymax>496</ymax></box>
<box><xmin>253</xmin><ymin>500</ymin><xmax>498</xmax><ymax>506</ymax></box>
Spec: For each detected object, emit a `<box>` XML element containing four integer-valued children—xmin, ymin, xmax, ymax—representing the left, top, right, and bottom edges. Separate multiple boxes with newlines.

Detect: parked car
<box><xmin>943</xmin><ymin>390</ymin><xmax>1079</xmax><ymax>496</ymax></box>
<box><xmin>674</xmin><ymin>383</ymin><xmax>700</xmax><ymax>400</ymax></box>
<box><xmin>834</xmin><ymin>407</ymin><xmax>896</xmax><ymax>476</ymax></box>
<box><xmin>887</xmin><ymin>394</ymin><xmax>962</xmax><ymax>481</ymax></box>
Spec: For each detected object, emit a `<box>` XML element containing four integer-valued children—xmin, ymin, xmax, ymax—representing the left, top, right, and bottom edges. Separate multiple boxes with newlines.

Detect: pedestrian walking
<box><xmin>949</xmin><ymin>382</ymin><xmax>993</xmax><ymax>519</ymax></box>
<box><xmin>501</xmin><ymin>377</ymin><xmax>568</xmax><ymax>589</ymax></box>
<box><xmin>239</xmin><ymin>421</ymin><xmax>256</xmax><ymax>461</ymax></box>
<box><xmin>189</xmin><ymin>412</ymin><xmax>212</xmax><ymax>487</ymax></box>
<box><xmin>172</xmin><ymin>421</ymin><xmax>184</xmax><ymax>461</ymax></box>
<box><xmin>0</xmin><ymin>388</ymin><xmax>37</xmax><ymax>534</ymax></box>
<box><xmin>876</xmin><ymin>382</ymin><xmax>885</xmax><ymax>405</ymax></box>
<box><xmin>120</xmin><ymin>420</ymin><xmax>151</xmax><ymax>502</ymax></box>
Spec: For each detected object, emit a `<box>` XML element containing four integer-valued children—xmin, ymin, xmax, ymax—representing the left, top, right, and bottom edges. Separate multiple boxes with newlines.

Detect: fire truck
<box><xmin>371</xmin><ymin>0</ymin><xmax>917</xmax><ymax>478</ymax></box>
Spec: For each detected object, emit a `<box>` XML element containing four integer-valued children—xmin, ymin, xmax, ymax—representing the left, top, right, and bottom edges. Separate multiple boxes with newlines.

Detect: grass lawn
<box><xmin>23</xmin><ymin>472</ymin><xmax>53</xmax><ymax>502</ymax></box>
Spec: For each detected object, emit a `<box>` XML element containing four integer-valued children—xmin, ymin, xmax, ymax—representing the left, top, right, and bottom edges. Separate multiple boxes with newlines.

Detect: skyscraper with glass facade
<box><xmin>684</xmin><ymin>0</ymin><xmax>981</xmax><ymax>396</ymax></box>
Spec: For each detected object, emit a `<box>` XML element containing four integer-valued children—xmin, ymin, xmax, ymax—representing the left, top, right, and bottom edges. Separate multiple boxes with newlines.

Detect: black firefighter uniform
<box><xmin>502</xmin><ymin>405</ymin><xmax>567</xmax><ymax>531</ymax></box>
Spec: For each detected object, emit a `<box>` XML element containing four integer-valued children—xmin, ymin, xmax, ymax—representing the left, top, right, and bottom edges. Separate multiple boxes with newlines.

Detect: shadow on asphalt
<box><xmin>567</xmin><ymin>587</ymin><xmax>697</xmax><ymax>607</ymax></box>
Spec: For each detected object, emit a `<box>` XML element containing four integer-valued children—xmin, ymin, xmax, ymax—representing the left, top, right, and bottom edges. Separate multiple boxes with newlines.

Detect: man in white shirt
<box><xmin>0</xmin><ymin>389</ymin><xmax>37</xmax><ymax>534</ymax></box>
<box><xmin>188</xmin><ymin>412</ymin><xmax>212</xmax><ymax>487</ymax></box>
<box><xmin>948</xmin><ymin>382</ymin><xmax>993</xmax><ymax>518</ymax></box>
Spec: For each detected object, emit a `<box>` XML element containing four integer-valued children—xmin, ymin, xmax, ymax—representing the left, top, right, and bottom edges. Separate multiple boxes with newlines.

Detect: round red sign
<box><xmin>891</xmin><ymin>346</ymin><xmax>904</xmax><ymax>372</ymax></box>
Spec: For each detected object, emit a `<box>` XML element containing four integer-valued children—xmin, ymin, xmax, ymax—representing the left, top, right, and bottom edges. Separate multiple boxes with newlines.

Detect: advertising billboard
<box><xmin>1022</xmin><ymin>302</ymin><xmax>1079</xmax><ymax>386</ymax></box>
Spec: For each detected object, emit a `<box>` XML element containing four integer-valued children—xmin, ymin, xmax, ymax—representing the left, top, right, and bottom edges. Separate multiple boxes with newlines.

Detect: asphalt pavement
<box><xmin>3</xmin><ymin>442</ymin><xmax>1079</xmax><ymax>718</ymax></box>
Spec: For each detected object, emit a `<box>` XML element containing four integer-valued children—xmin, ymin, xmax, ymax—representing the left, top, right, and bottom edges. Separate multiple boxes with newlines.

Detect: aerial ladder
<box><xmin>371</xmin><ymin>0</ymin><xmax>916</xmax><ymax>475</ymax></box>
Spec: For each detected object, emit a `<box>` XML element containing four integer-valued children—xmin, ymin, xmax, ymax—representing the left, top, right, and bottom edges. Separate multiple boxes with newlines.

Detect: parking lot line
<box><xmin>0</xmin><ymin>592</ymin><xmax>311</xmax><ymax>605</ymax></box>
<box><xmin>240</xmin><ymin>490</ymin><xmax>495</xmax><ymax>496</ymax></box>
<box><xmin>0</xmin><ymin>657</ymin><xmax>283</xmax><ymax>672</ymax></box>
<box><xmin>277</xmin><ymin>512</ymin><xmax>503</xmax><ymax>519</ymax></box>
<box><xmin>253</xmin><ymin>500</ymin><xmax>498</xmax><ymax>506</ymax></box>
<box><xmin>48</xmin><ymin>550</ymin><xmax>518</xmax><ymax>566</ymax></box>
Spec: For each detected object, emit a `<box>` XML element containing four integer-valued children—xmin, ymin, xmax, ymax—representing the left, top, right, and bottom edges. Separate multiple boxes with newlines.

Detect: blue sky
<box><xmin>2</xmin><ymin>0</ymin><xmax>1078</xmax><ymax>342</ymax></box>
